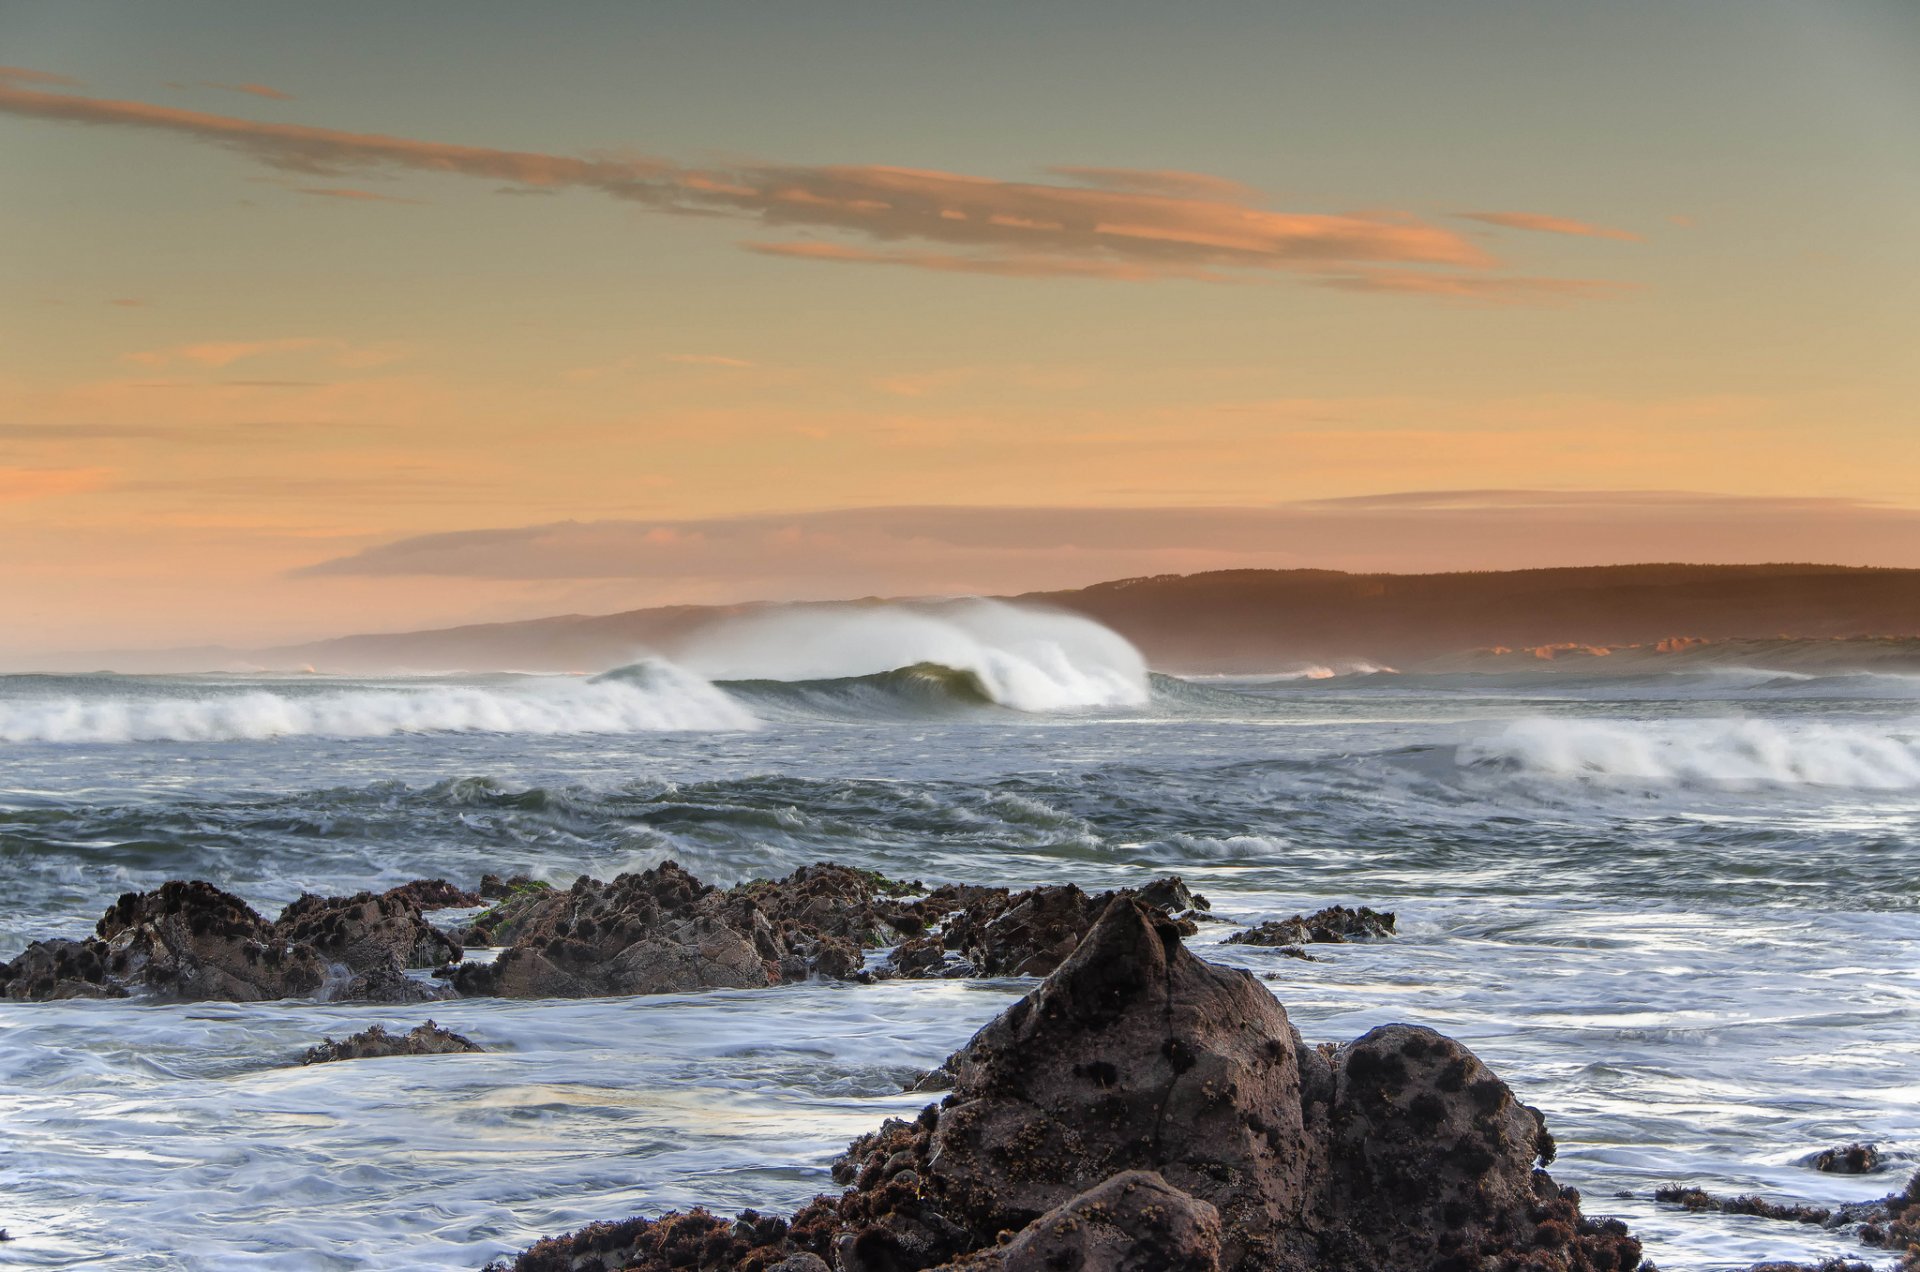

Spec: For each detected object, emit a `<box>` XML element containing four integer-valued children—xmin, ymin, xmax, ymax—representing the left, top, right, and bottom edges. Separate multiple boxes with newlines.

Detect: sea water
<box><xmin>0</xmin><ymin>615</ymin><xmax>1915</xmax><ymax>1270</ymax></box>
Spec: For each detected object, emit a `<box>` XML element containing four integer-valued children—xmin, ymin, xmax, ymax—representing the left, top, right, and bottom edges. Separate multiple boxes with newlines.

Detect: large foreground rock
<box><xmin>491</xmin><ymin>896</ymin><xmax>1645</xmax><ymax>1272</ymax></box>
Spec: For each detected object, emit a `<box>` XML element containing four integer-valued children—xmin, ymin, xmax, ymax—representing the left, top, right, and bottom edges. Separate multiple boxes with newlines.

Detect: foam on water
<box><xmin>1</xmin><ymin>663</ymin><xmax>1916</xmax><ymax>1269</ymax></box>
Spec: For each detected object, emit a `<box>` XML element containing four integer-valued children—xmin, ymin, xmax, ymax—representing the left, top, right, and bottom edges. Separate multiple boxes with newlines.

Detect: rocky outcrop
<box><xmin>94</xmin><ymin>880</ymin><xmax>329</xmax><ymax>1002</ymax></box>
<box><xmin>381</xmin><ymin>878</ymin><xmax>482</xmax><ymax>910</ymax></box>
<box><xmin>275</xmin><ymin>889</ymin><xmax>461</xmax><ymax>974</ymax></box>
<box><xmin>1658</xmin><ymin>1169</ymin><xmax>1918</xmax><ymax>1271</ymax></box>
<box><xmin>492</xmin><ymin>895</ymin><xmax>1644</xmax><ymax>1272</ymax></box>
<box><xmin>1806</xmin><ymin>1144</ymin><xmax>1882</xmax><ymax>1175</ymax></box>
<box><xmin>888</xmin><ymin>878</ymin><xmax>1203</xmax><ymax>981</ymax></box>
<box><xmin>302</xmin><ymin>1020</ymin><xmax>483</xmax><ymax>1064</ymax></box>
<box><xmin>1222</xmin><ymin>905</ymin><xmax>1396</xmax><ymax>949</ymax></box>
<box><xmin>0</xmin><ymin>937</ymin><xmax>124</xmax><ymax>1001</ymax></box>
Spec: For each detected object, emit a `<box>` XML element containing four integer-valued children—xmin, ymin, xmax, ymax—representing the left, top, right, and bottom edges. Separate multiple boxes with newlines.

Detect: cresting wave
<box><xmin>1460</xmin><ymin>716</ymin><xmax>1920</xmax><ymax>790</ymax></box>
<box><xmin>0</xmin><ymin>663</ymin><xmax>759</xmax><ymax>744</ymax></box>
<box><xmin>0</xmin><ymin>603</ymin><xmax>1154</xmax><ymax>742</ymax></box>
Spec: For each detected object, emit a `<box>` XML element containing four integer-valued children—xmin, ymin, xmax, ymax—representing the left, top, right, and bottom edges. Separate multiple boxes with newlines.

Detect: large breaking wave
<box><xmin>0</xmin><ymin>602</ymin><xmax>1153</xmax><ymax>742</ymax></box>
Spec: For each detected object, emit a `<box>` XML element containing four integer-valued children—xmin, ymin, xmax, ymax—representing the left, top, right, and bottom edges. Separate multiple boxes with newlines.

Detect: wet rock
<box><xmin>0</xmin><ymin>937</ymin><xmax>125</xmax><ymax>1001</ymax></box>
<box><xmin>1136</xmin><ymin>875</ymin><xmax>1205</xmax><ymax>914</ymax></box>
<box><xmin>302</xmin><ymin>1019</ymin><xmax>482</xmax><ymax>1064</ymax></box>
<box><xmin>483</xmin><ymin>1208</ymin><xmax>793</xmax><ymax>1272</ymax></box>
<box><xmin>940</xmin><ymin>1171</ymin><xmax>1222</xmax><ymax>1272</ymax></box>
<box><xmin>493</xmin><ymin>895</ymin><xmax>1640</xmax><ymax>1270</ymax></box>
<box><xmin>381</xmin><ymin>878</ymin><xmax>481</xmax><ymax>910</ymax></box>
<box><xmin>275</xmin><ymin>890</ymin><xmax>460</xmax><ymax>974</ymax></box>
<box><xmin>1741</xmin><ymin>1263</ymin><xmax>1874</xmax><ymax>1272</ymax></box>
<box><xmin>478</xmin><ymin>872</ymin><xmax>542</xmax><ymax>901</ymax></box>
<box><xmin>1223</xmin><ymin>904</ymin><xmax>1395</xmax><ymax>948</ymax></box>
<box><xmin>336</xmin><ymin>958</ymin><xmax>452</xmax><ymax>1004</ymax></box>
<box><xmin>885</xmin><ymin>934</ymin><xmax>970</xmax><ymax>980</ymax></box>
<box><xmin>1654</xmin><ymin>1185</ymin><xmax>1831</xmax><ymax>1225</ymax></box>
<box><xmin>1806</xmin><ymin>1143</ymin><xmax>1883</xmax><ymax>1174</ymax></box>
<box><xmin>94</xmin><ymin>880</ymin><xmax>328</xmax><ymax>1002</ymax></box>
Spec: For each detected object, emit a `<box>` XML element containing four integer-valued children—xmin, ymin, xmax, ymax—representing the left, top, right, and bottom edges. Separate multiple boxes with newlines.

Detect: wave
<box><xmin>672</xmin><ymin>599</ymin><xmax>1150</xmax><ymax>711</ymax></box>
<box><xmin>719</xmin><ymin>662</ymin><xmax>1002</xmax><ymax>719</ymax></box>
<box><xmin>0</xmin><ymin>660</ymin><xmax>757</xmax><ymax>743</ymax></box>
<box><xmin>1458</xmin><ymin>717</ymin><xmax>1920</xmax><ymax>790</ymax></box>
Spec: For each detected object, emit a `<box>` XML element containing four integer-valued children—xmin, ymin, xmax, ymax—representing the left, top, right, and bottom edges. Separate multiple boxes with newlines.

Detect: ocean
<box><xmin>1</xmin><ymin>605</ymin><xmax>1915</xmax><ymax>1270</ymax></box>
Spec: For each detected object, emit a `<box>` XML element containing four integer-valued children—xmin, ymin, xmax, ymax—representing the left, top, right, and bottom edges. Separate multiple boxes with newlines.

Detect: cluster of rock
<box><xmin>1654</xmin><ymin>1169</ymin><xmax>1918</xmax><ymax>1271</ymax></box>
<box><xmin>302</xmin><ymin>1020</ymin><xmax>483</xmax><ymax>1065</ymax></box>
<box><xmin>0</xmin><ymin>878</ymin><xmax>477</xmax><ymax>1004</ymax></box>
<box><xmin>487</xmin><ymin>896</ymin><xmax>1647</xmax><ymax>1272</ymax></box>
<box><xmin>1221</xmin><ymin>905</ymin><xmax>1396</xmax><ymax>954</ymax></box>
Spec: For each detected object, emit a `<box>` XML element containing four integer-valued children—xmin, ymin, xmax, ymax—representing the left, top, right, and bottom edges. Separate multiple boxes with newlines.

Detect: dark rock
<box><xmin>275</xmin><ymin>890</ymin><xmax>460</xmax><ymax>973</ymax></box>
<box><xmin>940</xmin><ymin>1171</ymin><xmax>1222</xmax><ymax>1272</ymax></box>
<box><xmin>381</xmin><ymin>878</ymin><xmax>481</xmax><ymax>910</ymax></box>
<box><xmin>1806</xmin><ymin>1143</ymin><xmax>1882</xmax><ymax>1174</ymax></box>
<box><xmin>452</xmin><ymin>879</ymin><xmax>554</xmax><ymax>948</ymax></box>
<box><xmin>1654</xmin><ymin>1185</ymin><xmax>1831</xmax><ymax>1225</ymax></box>
<box><xmin>1740</xmin><ymin>1263</ymin><xmax>1874</xmax><ymax>1272</ymax></box>
<box><xmin>1135</xmin><ymin>875</ymin><xmax>1200</xmax><ymax>914</ymax></box>
<box><xmin>482</xmin><ymin>1208</ymin><xmax>793</xmax><ymax>1272</ymax></box>
<box><xmin>302</xmin><ymin>1020</ymin><xmax>482</xmax><ymax>1064</ymax></box>
<box><xmin>94</xmin><ymin>880</ymin><xmax>327</xmax><ymax>1001</ymax></box>
<box><xmin>0</xmin><ymin>937</ymin><xmax>126</xmax><ymax>1001</ymax></box>
<box><xmin>496</xmin><ymin>894</ymin><xmax>1644</xmax><ymax>1272</ymax></box>
<box><xmin>1223</xmin><ymin>904</ymin><xmax>1396</xmax><ymax>947</ymax></box>
<box><xmin>336</xmin><ymin>959</ymin><xmax>452</xmax><ymax>1003</ymax></box>
<box><xmin>478</xmin><ymin>872</ymin><xmax>542</xmax><ymax>900</ymax></box>
<box><xmin>941</xmin><ymin>882</ymin><xmax>1106</xmax><ymax>977</ymax></box>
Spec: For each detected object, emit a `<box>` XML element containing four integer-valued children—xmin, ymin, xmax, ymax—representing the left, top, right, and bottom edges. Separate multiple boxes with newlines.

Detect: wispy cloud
<box><xmin>196</xmin><ymin>81</ymin><xmax>293</xmax><ymax>101</ymax></box>
<box><xmin>1317</xmin><ymin>269</ymin><xmax>1632</xmax><ymax>304</ymax></box>
<box><xmin>122</xmin><ymin>337</ymin><xmax>404</xmax><ymax>369</ymax></box>
<box><xmin>1455</xmin><ymin>211</ymin><xmax>1641</xmax><ymax>242</ymax></box>
<box><xmin>291</xmin><ymin>492</ymin><xmax>1920</xmax><ymax>585</ymax></box>
<box><xmin>293</xmin><ymin>186</ymin><xmax>425</xmax><ymax>204</ymax></box>
<box><xmin>0</xmin><ymin>66</ymin><xmax>80</xmax><ymax>87</ymax></box>
<box><xmin>0</xmin><ymin>466</ymin><xmax>111</xmax><ymax>501</ymax></box>
<box><xmin>0</xmin><ymin>78</ymin><xmax>1629</xmax><ymax>299</ymax></box>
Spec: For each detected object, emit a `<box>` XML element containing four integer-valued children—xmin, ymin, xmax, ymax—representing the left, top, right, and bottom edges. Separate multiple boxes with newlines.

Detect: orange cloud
<box><xmin>294</xmin><ymin>186</ymin><xmax>424</xmax><ymax>204</ymax></box>
<box><xmin>1317</xmin><ymin>269</ymin><xmax>1633</xmax><ymax>304</ymax></box>
<box><xmin>209</xmin><ymin>81</ymin><xmax>293</xmax><ymax>101</ymax></box>
<box><xmin>1455</xmin><ymin>211</ymin><xmax>1641</xmax><ymax>242</ymax></box>
<box><xmin>122</xmin><ymin>337</ymin><xmax>404</xmax><ymax>369</ymax></box>
<box><xmin>0</xmin><ymin>66</ymin><xmax>79</xmax><ymax>87</ymax></box>
<box><xmin>0</xmin><ymin>79</ymin><xmax>1623</xmax><ymax>298</ymax></box>
<box><xmin>0</xmin><ymin>466</ymin><xmax>111</xmax><ymax>501</ymax></box>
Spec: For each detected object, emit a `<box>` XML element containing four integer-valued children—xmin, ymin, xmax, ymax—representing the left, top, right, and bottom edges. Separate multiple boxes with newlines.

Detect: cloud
<box><xmin>122</xmin><ymin>337</ymin><xmax>404</xmax><ymax>369</ymax></box>
<box><xmin>0</xmin><ymin>80</ymin><xmax>1622</xmax><ymax>298</ymax></box>
<box><xmin>0</xmin><ymin>466</ymin><xmax>111</xmax><ymax>501</ymax></box>
<box><xmin>0</xmin><ymin>66</ymin><xmax>79</xmax><ymax>87</ymax></box>
<box><xmin>1047</xmin><ymin>166</ymin><xmax>1261</xmax><ymax>200</ymax></box>
<box><xmin>290</xmin><ymin>492</ymin><xmax>1920</xmax><ymax>589</ymax></box>
<box><xmin>1455</xmin><ymin>211</ymin><xmax>1641</xmax><ymax>242</ymax></box>
<box><xmin>663</xmin><ymin>353</ymin><xmax>754</xmax><ymax>367</ymax></box>
<box><xmin>204</xmin><ymin>82</ymin><xmax>293</xmax><ymax>101</ymax></box>
<box><xmin>1315</xmin><ymin>269</ymin><xmax>1631</xmax><ymax>304</ymax></box>
<box><xmin>293</xmin><ymin>186</ymin><xmax>425</xmax><ymax>204</ymax></box>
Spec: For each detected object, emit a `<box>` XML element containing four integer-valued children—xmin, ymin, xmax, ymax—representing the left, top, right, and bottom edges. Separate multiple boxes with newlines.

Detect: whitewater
<box><xmin>0</xmin><ymin>604</ymin><xmax>1915</xmax><ymax>1270</ymax></box>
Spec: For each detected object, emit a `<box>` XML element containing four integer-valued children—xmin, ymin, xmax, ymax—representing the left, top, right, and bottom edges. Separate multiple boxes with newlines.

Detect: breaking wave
<box><xmin>1459</xmin><ymin>717</ymin><xmax>1920</xmax><ymax>790</ymax></box>
<box><xmin>674</xmin><ymin>600</ymin><xmax>1150</xmax><ymax>712</ymax></box>
<box><xmin>0</xmin><ymin>661</ymin><xmax>757</xmax><ymax>743</ymax></box>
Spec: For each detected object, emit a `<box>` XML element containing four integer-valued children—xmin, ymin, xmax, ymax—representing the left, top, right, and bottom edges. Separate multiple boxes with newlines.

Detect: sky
<box><xmin>2</xmin><ymin>0</ymin><xmax>1918</xmax><ymax>656</ymax></box>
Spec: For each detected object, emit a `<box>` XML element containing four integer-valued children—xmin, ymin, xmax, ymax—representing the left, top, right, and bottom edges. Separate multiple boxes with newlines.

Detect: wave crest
<box><xmin>0</xmin><ymin>660</ymin><xmax>756</xmax><ymax>743</ymax></box>
<box><xmin>1459</xmin><ymin>717</ymin><xmax>1920</xmax><ymax>790</ymax></box>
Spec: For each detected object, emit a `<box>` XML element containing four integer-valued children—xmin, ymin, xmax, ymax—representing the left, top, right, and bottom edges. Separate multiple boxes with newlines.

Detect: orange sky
<box><xmin>2</xmin><ymin>2</ymin><xmax>1917</xmax><ymax>658</ymax></box>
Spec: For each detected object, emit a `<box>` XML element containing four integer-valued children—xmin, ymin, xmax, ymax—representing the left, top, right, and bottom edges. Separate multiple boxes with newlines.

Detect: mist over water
<box><xmin>1</xmin><ymin>606</ymin><xmax>1915</xmax><ymax>1270</ymax></box>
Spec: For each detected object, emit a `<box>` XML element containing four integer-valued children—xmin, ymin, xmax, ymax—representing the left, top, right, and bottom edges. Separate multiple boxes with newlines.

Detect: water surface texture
<box><xmin>2</xmin><ymin>641</ymin><xmax>1916</xmax><ymax>1270</ymax></box>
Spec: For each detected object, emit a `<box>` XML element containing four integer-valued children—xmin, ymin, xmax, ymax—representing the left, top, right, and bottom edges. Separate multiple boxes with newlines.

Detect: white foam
<box><xmin>677</xmin><ymin>600</ymin><xmax>1150</xmax><ymax>712</ymax></box>
<box><xmin>1460</xmin><ymin>717</ymin><xmax>1920</xmax><ymax>790</ymax></box>
<box><xmin>0</xmin><ymin>661</ymin><xmax>756</xmax><ymax>743</ymax></box>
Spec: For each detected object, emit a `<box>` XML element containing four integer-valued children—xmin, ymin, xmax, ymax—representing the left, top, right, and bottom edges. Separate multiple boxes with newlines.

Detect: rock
<box><xmin>0</xmin><ymin>937</ymin><xmax>126</xmax><ymax>1001</ymax></box>
<box><xmin>1806</xmin><ymin>1143</ymin><xmax>1882</xmax><ymax>1174</ymax></box>
<box><xmin>494</xmin><ymin>893</ymin><xmax>1643</xmax><ymax>1271</ymax></box>
<box><xmin>1653</xmin><ymin>1185</ymin><xmax>1831</xmax><ymax>1225</ymax></box>
<box><xmin>94</xmin><ymin>880</ymin><xmax>328</xmax><ymax>1001</ymax></box>
<box><xmin>478</xmin><ymin>872</ymin><xmax>541</xmax><ymax>901</ymax></box>
<box><xmin>336</xmin><ymin>959</ymin><xmax>452</xmax><ymax>1003</ymax></box>
<box><xmin>275</xmin><ymin>890</ymin><xmax>461</xmax><ymax>974</ymax></box>
<box><xmin>1135</xmin><ymin>875</ymin><xmax>1201</xmax><ymax>914</ymax></box>
<box><xmin>939</xmin><ymin>1171</ymin><xmax>1222</xmax><ymax>1272</ymax></box>
<box><xmin>381</xmin><ymin>878</ymin><xmax>481</xmax><ymax>910</ymax></box>
<box><xmin>302</xmin><ymin>1020</ymin><xmax>483</xmax><ymax>1064</ymax></box>
<box><xmin>1223</xmin><ymin>904</ymin><xmax>1395</xmax><ymax>948</ymax></box>
<box><xmin>1740</xmin><ymin>1263</ymin><xmax>1874</xmax><ymax>1272</ymax></box>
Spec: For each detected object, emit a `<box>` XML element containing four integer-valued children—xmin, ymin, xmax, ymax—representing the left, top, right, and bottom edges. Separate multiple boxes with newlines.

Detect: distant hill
<box><xmin>1016</xmin><ymin>563</ymin><xmax>1920</xmax><ymax>671</ymax></box>
<box><xmin>21</xmin><ymin>562</ymin><xmax>1920</xmax><ymax>674</ymax></box>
